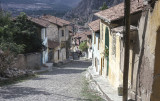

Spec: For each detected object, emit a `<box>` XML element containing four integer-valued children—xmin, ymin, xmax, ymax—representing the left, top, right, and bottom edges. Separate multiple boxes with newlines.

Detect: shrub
<box><xmin>104</xmin><ymin>47</ymin><xmax>109</xmax><ymax>57</ymax></box>
<box><xmin>0</xmin><ymin>50</ymin><xmax>14</xmax><ymax>77</ymax></box>
<box><xmin>79</xmin><ymin>41</ymin><xmax>88</xmax><ymax>52</ymax></box>
<box><xmin>100</xmin><ymin>2</ymin><xmax>108</xmax><ymax>10</ymax></box>
<box><xmin>0</xmin><ymin>42</ymin><xmax>24</xmax><ymax>55</ymax></box>
<box><xmin>13</xmin><ymin>13</ymin><xmax>43</xmax><ymax>53</ymax></box>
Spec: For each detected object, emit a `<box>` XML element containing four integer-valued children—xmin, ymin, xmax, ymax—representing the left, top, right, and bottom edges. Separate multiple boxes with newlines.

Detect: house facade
<box><xmin>41</xmin><ymin>15</ymin><xmax>70</xmax><ymax>63</ymax></box>
<box><xmin>95</xmin><ymin>0</ymin><xmax>144</xmax><ymax>89</ymax></box>
<box><xmin>72</xmin><ymin>31</ymin><xmax>91</xmax><ymax>53</ymax></box>
<box><xmin>92</xmin><ymin>0</ymin><xmax>160</xmax><ymax>100</ymax></box>
<box><xmin>128</xmin><ymin>1</ymin><xmax>160</xmax><ymax>100</ymax></box>
<box><xmin>88</xmin><ymin>19</ymin><xmax>101</xmax><ymax>74</ymax></box>
<box><xmin>41</xmin><ymin>28</ymin><xmax>49</xmax><ymax>64</ymax></box>
<box><xmin>99</xmin><ymin>20</ymin><xmax>110</xmax><ymax>77</ymax></box>
<box><xmin>86</xmin><ymin>31</ymin><xmax>92</xmax><ymax>59</ymax></box>
<box><xmin>28</xmin><ymin>17</ymin><xmax>50</xmax><ymax>64</ymax></box>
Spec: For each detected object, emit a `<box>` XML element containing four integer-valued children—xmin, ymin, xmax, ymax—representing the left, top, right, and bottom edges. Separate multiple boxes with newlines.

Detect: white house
<box><xmin>28</xmin><ymin>17</ymin><xmax>51</xmax><ymax>64</ymax></box>
<box><xmin>41</xmin><ymin>15</ymin><xmax>71</xmax><ymax>63</ymax></box>
<box><xmin>88</xmin><ymin>19</ymin><xmax>101</xmax><ymax>74</ymax></box>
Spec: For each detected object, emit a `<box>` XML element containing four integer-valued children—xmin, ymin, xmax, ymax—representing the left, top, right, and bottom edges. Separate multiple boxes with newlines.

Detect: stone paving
<box><xmin>0</xmin><ymin>60</ymin><xmax>92</xmax><ymax>101</ymax></box>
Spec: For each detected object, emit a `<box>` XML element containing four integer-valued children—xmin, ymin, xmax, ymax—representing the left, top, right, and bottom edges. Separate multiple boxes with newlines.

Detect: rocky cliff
<box><xmin>0</xmin><ymin>0</ymin><xmax>81</xmax><ymax>17</ymax></box>
<box><xmin>63</xmin><ymin>0</ymin><xmax>123</xmax><ymax>25</ymax></box>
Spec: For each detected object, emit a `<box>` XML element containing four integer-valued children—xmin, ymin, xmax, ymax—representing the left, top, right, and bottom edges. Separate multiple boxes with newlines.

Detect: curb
<box><xmin>34</xmin><ymin>69</ymin><xmax>49</xmax><ymax>74</ymax></box>
<box><xmin>86</xmin><ymin>66</ymin><xmax>122</xmax><ymax>101</ymax></box>
<box><xmin>86</xmin><ymin>69</ymin><xmax>112</xmax><ymax>101</ymax></box>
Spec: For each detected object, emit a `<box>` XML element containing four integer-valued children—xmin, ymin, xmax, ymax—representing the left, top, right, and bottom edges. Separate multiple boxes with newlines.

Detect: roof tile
<box><xmin>41</xmin><ymin>15</ymin><xmax>70</xmax><ymax>27</ymax></box>
<box><xmin>28</xmin><ymin>17</ymin><xmax>50</xmax><ymax>27</ymax></box>
<box><xmin>88</xmin><ymin>19</ymin><xmax>100</xmax><ymax>32</ymax></box>
<box><xmin>95</xmin><ymin>0</ymin><xmax>144</xmax><ymax>22</ymax></box>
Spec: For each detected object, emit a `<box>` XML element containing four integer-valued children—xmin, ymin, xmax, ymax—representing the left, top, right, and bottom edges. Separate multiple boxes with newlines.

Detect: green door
<box><xmin>105</xmin><ymin>27</ymin><xmax>109</xmax><ymax>76</ymax></box>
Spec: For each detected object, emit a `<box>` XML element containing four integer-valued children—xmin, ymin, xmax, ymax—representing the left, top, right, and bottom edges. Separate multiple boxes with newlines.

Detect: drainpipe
<box><xmin>123</xmin><ymin>0</ymin><xmax>131</xmax><ymax>101</ymax></box>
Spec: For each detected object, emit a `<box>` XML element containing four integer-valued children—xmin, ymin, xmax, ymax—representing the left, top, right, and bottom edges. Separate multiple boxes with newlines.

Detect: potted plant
<box><xmin>104</xmin><ymin>46</ymin><xmax>109</xmax><ymax>57</ymax></box>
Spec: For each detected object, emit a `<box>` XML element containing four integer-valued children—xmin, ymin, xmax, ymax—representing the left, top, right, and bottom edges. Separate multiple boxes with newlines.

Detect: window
<box><xmin>112</xmin><ymin>34</ymin><xmax>116</xmax><ymax>58</ymax></box>
<box><xmin>101</xmin><ymin>24</ymin><xmax>103</xmax><ymax>40</ymax></box>
<box><xmin>103</xmin><ymin>57</ymin><xmax>104</xmax><ymax>68</ymax></box>
<box><xmin>98</xmin><ymin>38</ymin><xmax>100</xmax><ymax>50</ymax></box>
<box><xmin>94</xmin><ymin>33</ymin><xmax>96</xmax><ymax>44</ymax></box>
<box><xmin>62</xmin><ymin>30</ymin><xmax>64</xmax><ymax>37</ymax></box>
<box><xmin>58</xmin><ymin>50</ymin><xmax>60</xmax><ymax>60</ymax></box>
<box><xmin>45</xmin><ymin>28</ymin><xmax>47</xmax><ymax>39</ymax></box>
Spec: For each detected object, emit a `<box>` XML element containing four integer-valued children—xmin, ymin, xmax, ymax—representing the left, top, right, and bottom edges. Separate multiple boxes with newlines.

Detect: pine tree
<box><xmin>100</xmin><ymin>2</ymin><xmax>108</xmax><ymax>10</ymax></box>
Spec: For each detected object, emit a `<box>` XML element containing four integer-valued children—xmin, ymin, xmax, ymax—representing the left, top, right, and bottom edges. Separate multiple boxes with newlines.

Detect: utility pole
<box><xmin>123</xmin><ymin>0</ymin><xmax>130</xmax><ymax>101</ymax></box>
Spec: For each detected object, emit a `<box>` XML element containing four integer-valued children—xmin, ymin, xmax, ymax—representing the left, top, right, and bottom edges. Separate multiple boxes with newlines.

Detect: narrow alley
<box><xmin>0</xmin><ymin>60</ymin><xmax>94</xmax><ymax>101</ymax></box>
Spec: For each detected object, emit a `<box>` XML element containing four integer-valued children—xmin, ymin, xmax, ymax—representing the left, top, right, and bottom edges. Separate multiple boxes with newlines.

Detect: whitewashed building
<box><xmin>41</xmin><ymin>15</ymin><xmax>71</xmax><ymax>63</ymax></box>
<box><xmin>28</xmin><ymin>17</ymin><xmax>51</xmax><ymax>64</ymax></box>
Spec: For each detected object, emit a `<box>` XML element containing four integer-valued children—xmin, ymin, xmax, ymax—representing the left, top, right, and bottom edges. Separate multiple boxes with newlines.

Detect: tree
<box><xmin>0</xmin><ymin>11</ymin><xmax>24</xmax><ymax>55</ymax></box>
<box><xmin>100</xmin><ymin>2</ymin><xmax>108</xmax><ymax>10</ymax></box>
<box><xmin>0</xmin><ymin>11</ymin><xmax>14</xmax><ymax>42</ymax></box>
<box><xmin>13</xmin><ymin>13</ymin><xmax>43</xmax><ymax>53</ymax></box>
<box><xmin>0</xmin><ymin>50</ymin><xmax>14</xmax><ymax>77</ymax></box>
<box><xmin>0</xmin><ymin>42</ymin><xmax>24</xmax><ymax>55</ymax></box>
<box><xmin>79</xmin><ymin>41</ymin><xmax>88</xmax><ymax>52</ymax></box>
<box><xmin>0</xmin><ymin>12</ymin><xmax>42</xmax><ymax>54</ymax></box>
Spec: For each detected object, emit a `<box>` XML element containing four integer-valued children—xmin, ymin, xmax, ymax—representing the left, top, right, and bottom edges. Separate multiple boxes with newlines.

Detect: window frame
<box><xmin>62</xmin><ymin>30</ymin><xmax>64</xmax><ymax>37</ymax></box>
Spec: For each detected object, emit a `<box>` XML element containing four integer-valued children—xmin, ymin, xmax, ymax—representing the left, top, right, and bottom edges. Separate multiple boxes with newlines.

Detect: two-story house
<box><xmin>73</xmin><ymin>31</ymin><xmax>91</xmax><ymax>58</ymax></box>
<box><xmin>41</xmin><ymin>15</ymin><xmax>70</xmax><ymax>63</ymax></box>
<box><xmin>28</xmin><ymin>17</ymin><xmax>51</xmax><ymax>64</ymax></box>
<box><xmin>88</xmin><ymin>0</ymin><xmax>160</xmax><ymax>100</ymax></box>
<box><xmin>94</xmin><ymin>0</ymin><xmax>143</xmax><ymax>90</ymax></box>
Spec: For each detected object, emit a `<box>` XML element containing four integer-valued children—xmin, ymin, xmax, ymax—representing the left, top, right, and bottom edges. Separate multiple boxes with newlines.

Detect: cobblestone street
<box><xmin>0</xmin><ymin>60</ymin><xmax>92</xmax><ymax>101</ymax></box>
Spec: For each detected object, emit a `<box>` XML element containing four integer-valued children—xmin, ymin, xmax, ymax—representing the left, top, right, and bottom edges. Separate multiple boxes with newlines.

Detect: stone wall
<box><xmin>129</xmin><ymin>1</ymin><xmax>160</xmax><ymax>101</ymax></box>
<box><xmin>47</xmin><ymin>24</ymin><xmax>59</xmax><ymax>42</ymax></box>
<box><xmin>25</xmin><ymin>53</ymin><xmax>42</xmax><ymax>69</ymax></box>
<box><xmin>13</xmin><ymin>54</ymin><xmax>27</xmax><ymax>70</ymax></box>
<box><xmin>14</xmin><ymin>53</ymin><xmax>42</xmax><ymax>70</ymax></box>
<box><xmin>59</xmin><ymin>26</ymin><xmax>69</xmax><ymax>42</ymax></box>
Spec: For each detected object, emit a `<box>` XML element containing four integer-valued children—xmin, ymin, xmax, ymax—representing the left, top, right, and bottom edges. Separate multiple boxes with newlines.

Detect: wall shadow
<box><xmin>0</xmin><ymin>85</ymin><xmax>51</xmax><ymax>99</ymax></box>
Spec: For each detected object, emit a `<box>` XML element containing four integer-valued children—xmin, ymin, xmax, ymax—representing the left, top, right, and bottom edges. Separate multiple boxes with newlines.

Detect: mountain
<box><xmin>63</xmin><ymin>0</ymin><xmax>123</xmax><ymax>25</ymax></box>
<box><xmin>0</xmin><ymin>0</ymin><xmax>82</xmax><ymax>17</ymax></box>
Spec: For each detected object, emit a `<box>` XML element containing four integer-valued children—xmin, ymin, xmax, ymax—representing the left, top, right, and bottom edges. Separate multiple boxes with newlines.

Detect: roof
<box><xmin>74</xmin><ymin>31</ymin><xmax>92</xmax><ymax>38</ymax></box>
<box><xmin>111</xmin><ymin>25</ymin><xmax>137</xmax><ymax>33</ymax></box>
<box><xmin>85</xmin><ymin>31</ymin><xmax>92</xmax><ymax>36</ymax></box>
<box><xmin>67</xmin><ymin>25</ymin><xmax>73</xmax><ymax>33</ymax></box>
<box><xmin>41</xmin><ymin>15</ymin><xmax>70</xmax><ymax>27</ymax></box>
<box><xmin>95</xmin><ymin>0</ymin><xmax>144</xmax><ymax>22</ymax></box>
<box><xmin>88</xmin><ymin>19</ymin><xmax>100</xmax><ymax>32</ymax></box>
<box><xmin>81</xmin><ymin>34</ymin><xmax>88</xmax><ymax>41</ymax></box>
<box><xmin>48</xmin><ymin>40</ymin><xmax>60</xmax><ymax>49</ymax></box>
<box><xmin>28</xmin><ymin>17</ymin><xmax>51</xmax><ymax>28</ymax></box>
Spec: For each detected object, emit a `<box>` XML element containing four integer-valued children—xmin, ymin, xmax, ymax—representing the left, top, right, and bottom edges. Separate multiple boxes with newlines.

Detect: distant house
<box><xmin>86</xmin><ymin>31</ymin><xmax>92</xmax><ymax>59</ymax></box>
<box><xmin>28</xmin><ymin>17</ymin><xmax>50</xmax><ymax>64</ymax></box>
<box><xmin>88</xmin><ymin>19</ymin><xmax>101</xmax><ymax>73</ymax></box>
<box><xmin>41</xmin><ymin>15</ymin><xmax>71</xmax><ymax>63</ymax></box>
<box><xmin>73</xmin><ymin>31</ymin><xmax>92</xmax><ymax>57</ymax></box>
